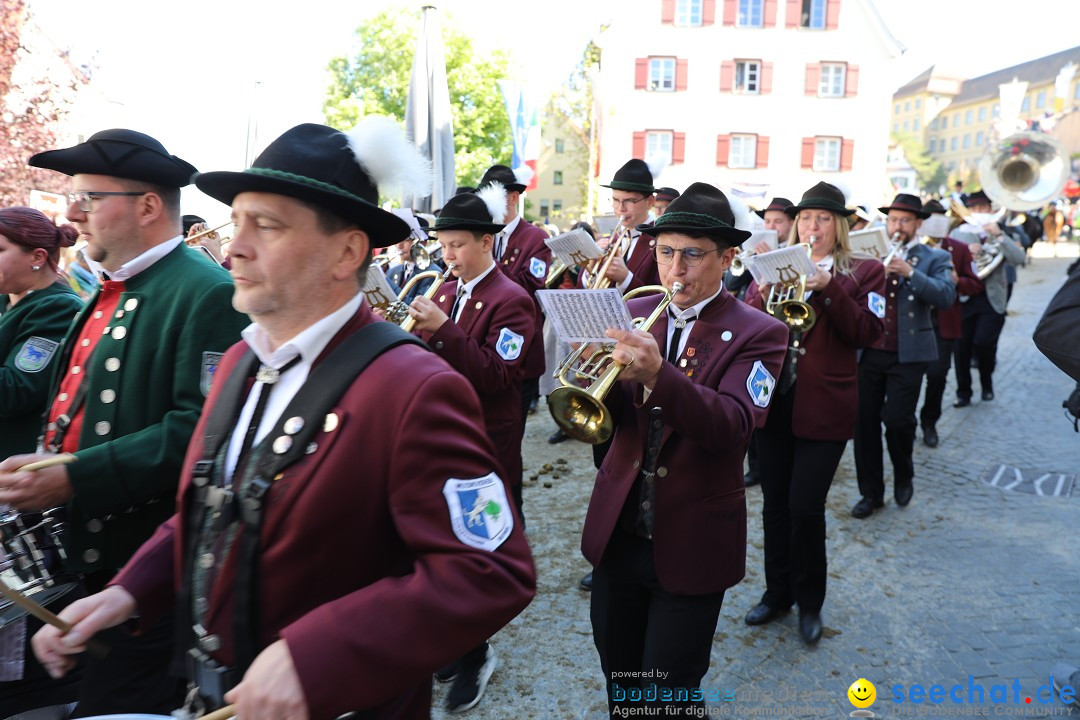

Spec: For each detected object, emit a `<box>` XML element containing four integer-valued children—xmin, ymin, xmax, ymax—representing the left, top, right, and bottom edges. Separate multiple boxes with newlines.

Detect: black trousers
<box><xmin>919</xmin><ymin>333</ymin><xmax>956</xmax><ymax>429</ymax></box>
<box><xmin>591</xmin><ymin>528</ymin><xmax>725</xmax><ymax>718</ymax></box>
<box><xmin>854</xmin><ymin>349</ymin><xmax>927</xmax><ymax>502</ymax></box>
<box><xmin>955</xmin><ymin>306</ymin><xmax>1005</xmax><ymax>401</ymax></box>
<box><xmin>757</xmin><ymin>385</ymin><xmax>846</xmax><ymax>614</ymax></box>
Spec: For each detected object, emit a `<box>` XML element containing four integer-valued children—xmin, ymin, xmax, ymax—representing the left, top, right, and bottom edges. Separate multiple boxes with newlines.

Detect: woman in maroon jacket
<box><xmin>743</xmin><ymin>182</ymin><xmax>885</xmax><ymax>643</ymax></box>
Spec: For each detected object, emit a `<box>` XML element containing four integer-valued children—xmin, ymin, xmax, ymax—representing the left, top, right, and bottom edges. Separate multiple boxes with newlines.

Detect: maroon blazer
<box><xmin>581</xmin><ymin>289</ymin><xmax>788</xmax><ymax>595</ymax></box>
<box><xmin>113</xmin><ymin>303</ymin><xmax>536</xmax><ymax>720</ymax></box>
<box><xmin>498</xmin><ymin>219</ymin><xmax>551</xmax><ymax>378</ymax></box>
<box><xmin>747</xmin><ymin>257</ymin><xmax>885</xmax><ymax>441</ymax></box>
<box><xmin>937</xmin><ymin>237</ymin><xmax>983</xmax><ymax>340</ymax></box>
<box><xmin>422</xmin><ymin>268</ymin><xmax>536</xmax><ymax>486</ymax></box>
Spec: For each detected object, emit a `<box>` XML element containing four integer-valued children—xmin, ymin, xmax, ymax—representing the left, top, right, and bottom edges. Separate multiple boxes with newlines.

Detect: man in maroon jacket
<box><xmin>32</xmin><ymin>120</ymin><xmax>536</xmax><ymax>720</ymax></box>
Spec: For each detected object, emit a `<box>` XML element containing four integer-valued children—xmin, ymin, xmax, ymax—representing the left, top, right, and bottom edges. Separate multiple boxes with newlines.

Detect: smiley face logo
<box><xmin>848</xmin><ymin>678</ymin><xmax>877</xmax><ymax>709</ymax></box>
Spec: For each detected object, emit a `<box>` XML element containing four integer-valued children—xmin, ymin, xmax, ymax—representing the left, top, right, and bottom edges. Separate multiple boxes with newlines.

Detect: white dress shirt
<box><xmin>85</xmin><ymin>236</ymin><xmax>185</xmax><ymax>281</ymax></box>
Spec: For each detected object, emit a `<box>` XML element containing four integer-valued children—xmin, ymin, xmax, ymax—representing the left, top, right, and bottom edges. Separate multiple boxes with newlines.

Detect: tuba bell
<box><xmin>978</xmin><ymin>131</ymin><xmax>1069</xmax><ymax>212</ymax></box>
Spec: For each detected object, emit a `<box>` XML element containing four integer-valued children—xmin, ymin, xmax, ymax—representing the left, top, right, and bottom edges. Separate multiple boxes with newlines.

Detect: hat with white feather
<box><xmin>194</xmin><ymin>118</ymin><xmax>432</xmax><ymax>247</ymax></box>
<box><xmin>434</xmin><ymin>183</ymin><xmax>508</xmax><ymax>234</ymax></box>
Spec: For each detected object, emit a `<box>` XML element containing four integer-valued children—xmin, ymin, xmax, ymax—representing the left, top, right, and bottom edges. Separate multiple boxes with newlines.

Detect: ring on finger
<box><xmin>625</xmin><ymin>351</ymin><xmax>636</xmax><ymax>367</ymax></box>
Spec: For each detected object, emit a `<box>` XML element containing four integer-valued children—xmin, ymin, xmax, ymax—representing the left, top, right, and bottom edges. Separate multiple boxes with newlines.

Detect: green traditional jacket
<box><xmin>0</xmin><ymin>282</ymin><xmax>83</xmax><ymax>459</ymax></box>
<box><xmin>48</xmin><ymin>243</ymin><xmax>249</xmax><ymax>575</ymax></box>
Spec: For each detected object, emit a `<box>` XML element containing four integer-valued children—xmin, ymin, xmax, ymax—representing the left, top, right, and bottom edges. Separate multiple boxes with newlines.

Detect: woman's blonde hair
<box><xmin>785</xmin><ymin>210</ymin><xmax>857</xmax><ymax>276</ymax></box>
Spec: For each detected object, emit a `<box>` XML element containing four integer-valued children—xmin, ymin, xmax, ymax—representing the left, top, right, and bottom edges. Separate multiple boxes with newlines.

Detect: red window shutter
<box><xmin>661</xmin><ymin>0</ymin><xmax>676</xmax><ymax>23</ymax></box>
<box><xmin>703</xmin><ymin>0</ymin><xmax>717</xmax><ymax>24</ymax></box>
<box><xmin>723</xmin><ymin>0</ymin><xmax>737</xmax><ymax>25</ymax></box>
<box><xmin>845</xmin><ymin>64</ymin><xmax>859</xmax><ymax>97</ymax></box>
<box><xmin>761</xmin><ymin>62</ymin><xmax>773</xmax><ymax>94</ymax></box>
<box><xmin>719</xmin><ymin>61</ymin><xmax>735</xmax><ymax>92</ymax></box>
<box><xmin>826</xmin><ymin>0</ymin><xmax>840</xmax><ymax>29</ymax></box>
<box><xmin>757</xmin><ymin>136</ymin><xmax>770</xmax><ymax>168</ymax></box>
<box><xmin>786</xmin><ymin>0</ymin><xmax>800</xmax><ymax>27</ymax></box>
<box><xmin>675</xmin><ymin>59</ymin><xmax>689</xmax><ymax>91</ymax></box>
<box><xmin>716</xmin><ymin>135</ymin><xmax>731</xmax><ymax>166</ymax></box>
<box><xmin>672</xmin><ymin>132</ymin><xmax>686</xmax><ymax>164</ymax></box>
<box><xmin>635</xmin><ymin>58</ymin><xmax>648</xmax><ymax>90</ymax></box>
<box><xmin>633</xmin><ymin>132</ymin><xmax>647</xmax><ymax>159</ymax></box>
<box><xmin>801</xmin><ymin>137</ymin><xmax>815</xmax><ymax>168</ymax></box>
<box><xmin>805</xmin><ymin>63</ymin><xmax>821</xmax><ymax>95</ymax></box>
<box><xmin>840</xmin><ymin>138</ymin><xmax>854</xmax><ymax>170</ymax></box>
<box><xmin>764</xmin><ymin>0</ymin><xmax>778</xmax><ymax>26</ymax></box>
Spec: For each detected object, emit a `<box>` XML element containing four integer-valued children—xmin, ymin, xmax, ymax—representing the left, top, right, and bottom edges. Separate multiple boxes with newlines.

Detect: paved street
<box><xmin>432</xmin><ymin>243</ymin><xmax>1080</xmax><ymax>720</ymax></box>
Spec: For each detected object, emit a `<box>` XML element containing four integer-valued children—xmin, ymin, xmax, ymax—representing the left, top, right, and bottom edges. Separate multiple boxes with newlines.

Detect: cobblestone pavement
<box><xmin>431</xmin><ymin>243</ymin><xmax>1080</xmax><ymax>720</ymax></box>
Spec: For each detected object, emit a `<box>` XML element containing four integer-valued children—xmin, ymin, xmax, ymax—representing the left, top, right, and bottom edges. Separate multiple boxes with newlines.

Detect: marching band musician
<box><xmin>408</xmin><ymin>186</ymin><xmax>536</xmax><ymax>713</ymax></box>
<box><xmin>582</xmin><ymin>183</ymin><xmax>787</xmax><ymax>716</ymax></box>
<box><xmin>950</xmin><ymin>189</ymin><xmax>1026</xmax><ymax>407</ymax></box>
<box><xmin>852</xmin><ymin>193</ymin><xmax>955</xmax><ymax>519</ymax></box>
<box><xmin>653</xmin><ymin>187</ymin><xmax>681</xmax><ymax>216</ymax></box>
<box><xmin>31</xmin><ymin>121</ymin><xmax>535</xmax><ymax>720</ymax></box>
<box><xmin>917</xmin><ymin>199</ymin><xmax>983</xmax><ymax>448</ymax></box>
<box><xmin>0</xmin><ymin>129</ymin><xmax>249</xmax><ymax>716</ymax></box>
<box><xmin>741</xmin><ymin>182</ymin><xmax>885</xmax><ymax>644</ymax></box>
<box><xmin>586</xmin><ymin>159</ymin><xmax>662</xmax><ymax>293</ymax></box>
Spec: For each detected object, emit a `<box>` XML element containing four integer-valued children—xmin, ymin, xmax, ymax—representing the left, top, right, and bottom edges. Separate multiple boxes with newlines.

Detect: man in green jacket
<box><xmin>0</xmin><ymin>129</ymin><xmax>249</xmax><ymax>717</ymax></box>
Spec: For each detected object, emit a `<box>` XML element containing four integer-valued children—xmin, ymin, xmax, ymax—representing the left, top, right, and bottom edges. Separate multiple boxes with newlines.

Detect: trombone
<box><xmin>547</xmin><ymin>282</ymin><xmax>683</xmax><ymax>444</ymax></box>
<box><xmin>764</xmin><ymin>239</ymin><xmax>816</xmax><ymax>332</ymax></box>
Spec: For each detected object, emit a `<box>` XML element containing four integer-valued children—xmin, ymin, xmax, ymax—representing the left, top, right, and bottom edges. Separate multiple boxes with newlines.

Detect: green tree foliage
<box><xmin>891</xmin><ymin>132</ymin><xmax>947</xmax><ymax>194</ymax></box>
<box><xmin>324</xmin><ymin>8</ymin><xmax>511</xmax><ymax>188</ymax></box>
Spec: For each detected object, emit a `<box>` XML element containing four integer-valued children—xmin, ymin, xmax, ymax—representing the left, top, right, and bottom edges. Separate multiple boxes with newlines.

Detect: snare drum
<box><xmin>0</xmin><ymin>510</ymin><xmax>77</xmax><ymax>627</ymax></box>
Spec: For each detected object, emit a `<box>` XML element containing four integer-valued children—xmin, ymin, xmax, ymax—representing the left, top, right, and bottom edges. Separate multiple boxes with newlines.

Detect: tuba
<box><xmin>978</xmin><ymin>131</ymin><xmax>1069</xmax><ymax>212</ymax></box>
<box><xmin>765</xmin><ymin>239</ymin><xmax>816</xmax><ymax>332</ymax></box>
<box><xmin>948</xmin><ymin>198</ymin><xmax>1007</xmax><ymax>280</ymax></box>
<box><xmin>547</xmin><ymin>282</ymin><xmax>683</xmax><ymax>444</ymax></box>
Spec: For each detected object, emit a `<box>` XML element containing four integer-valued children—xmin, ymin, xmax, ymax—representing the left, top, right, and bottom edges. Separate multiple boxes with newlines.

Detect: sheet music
<box><xmin>742</xmin><ymin>245</ymin><xmax>817</xmax><ymax>285</ymax></box>
<box><xmin>741</xmin><ymin>229</ymin><xmax>778</xmax><ymax>254</ymax></box>
<box><xmin>391</xmin><ymin>208</ymin><xmax>428</xmax><ymax>241</ymax></box>
<box><xmin>920</xmin><ymin>214</ymin><xmax>951</xmax><ymax>239</ymax></box>
<box><xmin>545</xmin><ymin>228</ymin><xmax>605</xmax><ymax>268</ymax></box>
<box><xmin>536</xmin><ymin>289</ymin><xmax>636</xmax><ymax>343</ymax></box>
<box><xmin>361</xmin><ymin>265</ymin><xmax>399</xmax><ymax>310</ymax></box>
<box><xmin>848</xmin><ymin>227</ymin><xmax>891</xmax><ymax>259</ymax></box>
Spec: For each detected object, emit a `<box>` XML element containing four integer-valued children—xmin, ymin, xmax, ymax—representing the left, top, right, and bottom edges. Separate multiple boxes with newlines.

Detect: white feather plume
<box><xmin>344</xmin><ymin>116</ymin><xmax>433</xmax><ymax>199</ymax></box>
<box><xmin>645</xmin><ymin>151</ymin><xmax>671</xmax><ymax>182</ymax></box>
<box><xmin>726</xmin><ymin>192</ymin><xmax>755</xmax><ymax>231</ymax></box>
<box><xmin>476</xmin><ymin>181</ymin><xmax>508</xmax><ymax>224</ymax></box>
<box><xmin>512</xmin><ymin>165</ymin><xmax>534</xmax><ymax>188</ymax></box>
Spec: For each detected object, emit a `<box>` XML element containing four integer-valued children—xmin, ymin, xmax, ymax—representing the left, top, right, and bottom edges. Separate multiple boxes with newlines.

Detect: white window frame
<box><xmin>818</xmin><ymin>63</ymin><xmax>846</xmax><ymax>97</ymax></box>
<box><xmin>802</xmin><ymin>0</ymin><xmax>826</xmax><ymax>28</ymax></box>
<box><xmin>813</xmin><ymin>137</ymin><xmax>841</xmax><ymax>172</ymax></box>
<box><xmin>734</xmin><ymin>60</ymin><xmax>761</xmax><ymax>94</ymax></box>
<box><xmin>648</xmin><ymin>57</ymin><xmax>676</xmax><ymax>92</ymax></box>
<box><xmin>646</xmin><ymin>131</ymin><xmax>674</xmax><ymax>163</ymax></box>
<box><xmin>729</xmin><ymin>134</ymin><xmax>758</xmax><ymax>169</ymax></box>
<box><xmin>737</xmin><ymin>0</ymin><xmax>763</xmax><ymax>27</ymax></box>
<box><xmin>675</xmin><ymin>0</ymin><xmax>703</xmax><ymax>27</ymax></box>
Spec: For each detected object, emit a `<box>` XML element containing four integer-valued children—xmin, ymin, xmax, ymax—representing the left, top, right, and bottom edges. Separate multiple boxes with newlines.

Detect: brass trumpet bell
<box><xmin>548</xmin><ymin>386</ymin><xmax>613</xmax><ymax>445</ymax></box>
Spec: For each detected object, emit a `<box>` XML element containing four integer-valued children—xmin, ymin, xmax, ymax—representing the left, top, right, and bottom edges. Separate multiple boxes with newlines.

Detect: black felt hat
<box><xmin>787</xmin><ymin>182</ymin><xmax>855</xmax><ymax>218</ymax></box>
<box><xmin>434</xmin><ymin>185</ymin><xmax>507</xmax><ymax>234</ymax></box>
<box><xmin>637</xmin><ymin>182</ymin><xmax>751</xmax><ymax>247</ymax></box>
<box><xmin>475</xmin><ymin>165</ymin><xmax>527</xmax><ymax>193</ymax></box>
<box><xmin>601</xmin><ymin>159</ymin><xmax>656</xmax><ymax>194</ymax></box>
<box><xmin>878</xmin><ymin>193</ymin><xmax>930</xmax><ymax>219</ymax></box>
<box><xmin>29</xmin><ymin>129</ymin><xmax>197</xmax><ymax>187</ymax></box>
<box><xmin>196</xmin><ymin>120</ymin><xmax>430</xmax><ymax>248</ymax></box>
<box><xmin>655</xmin><ymin>186</ymin><xmax>681</xmax><ymax>202</ymax></box>
<box><xmin>922</xmin><ymin>199</ymin><xmax>946</xmax><ymax>215</ymax></box>
<box><xmin>754</xmin><ymin>197</ymin><xmax>794</xmax><ymax>218</ymax></box>
<box><xmin>964</xmin><ymin>190</ymin><xmax>992</xmax><ymax>208</ymax></box>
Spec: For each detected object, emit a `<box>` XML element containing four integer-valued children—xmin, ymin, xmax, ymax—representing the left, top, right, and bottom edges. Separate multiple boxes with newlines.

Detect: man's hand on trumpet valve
<box><xmin>604</xmin><ymin>256</ymin><xmax>630</xmax><ymax>284</ymax></box>
<box><xmin>885</xmin><ymin>256</ymin><xmax>914</xmax><ymax>278</ymax></box>
<box><xmin>187</xmin><ymin>222</ymin><xmax>224</xmax><ymax>262</ymax></box>
<box><xmin>407</xmin><ymin>295</ymin><xmax>449</xmax><ymax>333</ymax></box>
<box><xmin>605</xmin><ymin>327</ymin><xmax>662</xmax><ymax>391</ymax></box>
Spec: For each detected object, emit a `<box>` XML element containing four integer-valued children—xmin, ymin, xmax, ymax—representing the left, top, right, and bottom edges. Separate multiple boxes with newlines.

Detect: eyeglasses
<box><xmin>655</xmin><ymin>245</ymin><xmax>719</xmax><ymax>267</ymax></box>
<box><xmin>611</xmin><ymin>196</ymin><xmax>647</xmax><ymax>210</ymax></box>
<box><xmin>67</xmin><ymin>191</ymin><xmax>148</xmax><ymax>213</ymax></box>
<box><xmin>886</xmin><ymin>215</ymin><xmax>917</xmax><ymax>226</ymax></box>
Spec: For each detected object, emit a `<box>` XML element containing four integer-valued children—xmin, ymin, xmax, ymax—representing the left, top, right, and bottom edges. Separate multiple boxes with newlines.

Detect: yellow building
<box><xmin>892</xmin><ymin>45</ymin><xmax>1080</xmax><ymax>188</ymax></box>
<box><xmin>532</xmin><ymin>102</ymin><xmax>589</xmax><ymax>231</ymax></box>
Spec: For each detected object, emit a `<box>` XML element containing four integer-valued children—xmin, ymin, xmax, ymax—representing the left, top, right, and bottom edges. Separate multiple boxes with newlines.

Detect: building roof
<box><xmin>895</xmin><ymin>66</ymin><xmax>934</xmax><ymax>97</ymax></box>
<box><xmin>950</xmin><ymin>45</ymin><xmax>1080</xmax><ymax>107</ymax></box>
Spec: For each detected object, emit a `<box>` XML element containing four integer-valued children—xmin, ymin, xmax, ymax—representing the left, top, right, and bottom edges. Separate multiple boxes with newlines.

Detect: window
<box><xmin>729</xmin><ymin>134</ymin><xmax>758</xmax><ymax>168</ymax></box>
<box><xmin>675</xmin><ymin>0</ymin><xmax>703</xmax><ymax>26</ymax></box>
<box><xmin>1075</xmin><ymin>84</ymin><xmax>1080</xmax><ymax>100</ymax></box>
<box><xmin>965</xmin><ymin>110</ymin><xmax>973</xmax><ymax>125</ymax></box>
<box><xmin>902</xmin><ymin>120</ymin><xmax>909</xmax><ymax>132</ymax></box>
<box><xmin>555</xmin><ymin>138</ymin><xmax>565</xmax><ymax>153</ymax></box>
<box><xmin>930</xmin><ymin>118</ymin><xmax>938</xmax><ymax>130</ymax></box>
<box><xmin>540</xmin><ymin>201</ymin><xmax>549</xmax><ymax>216</ymax></box>
<box><xmin>737</xmin><ymin>0</ymin><xmax>763</xmax><ymax>26</ymax></box>
<box><xmin>813</xmin><ymin>137</ymin><xmax>841</xmax><ymax>171</ymax></box>
<box><xmin>553</xmin><ymin>199</ymin><xmax>563</xmax><ymax>213</ymax></box>
<box><xmin>904</xmin><ymin>101</ymin><xmax>910</xmax><ymax>112</ymax></box>
<box><xmin>895</xmin><ymin>104</ymin><xmax>901</xmax><ymax>115</ymax></box>
<box><xmin>941</xmin><ymin>116</ymin><xmax>948</xmax><ymax>129</ymax></box>
<box><xmin>1021</xmin><ymin>96</ymin><xmax>1030</xmax><ymax>112</ymax></box>
<box><xmin>950</xmin><ymin>137</ymin><xmax>958</xmax><ymax>151</ymax></box>
<box><xmin>992</xmin><ymin>104</ymin><xmax>1000</xmax><ymax>117</ymax></box>
<box><xmin>978</xmin><ymin>107</ymin><xmax>986</xmax><ymax>122</ymax></box>
<box><xmin>801</xmin><ymin>0</ymin><xmax>826</xmax><ymax>28</ymax></box>
<box><xmin>976</xmin><ymin>131</ymin><xmax>984</xmax><ymax>146</ymax></box>
<box><xmin>735</xmin><ymin>61</ymin><xmax>761</xmax><ymax>93</ymax></box>
<box><xmin>553</xmin><ymin>171</ymin><xmax>563</xmax><ymax>185</ymax></box>
<box><xmin>819</xmin><ymin>63</ymin><xmax>845</xmax><ymax>97</ymax></box>
<box><xmin>915</xmin><ymin>98</ymin><xmax>922</xmax><ymax>109</ymax></box>
<box><xmin>928</xmin><ymin>138</ymin><xmax>936</xmax><ymax>153</ymax></box>
<box><xmin>913</xmin><ymin>118</ymin><xmax>920</xmax><ymax>132</ymax></box>
<box><xmin>963</xmin><ymin>134</ymin><xmax>971</xmax><ymax>149</ymax></box>
<box><xmin>648</xmin><ymin>58</ymin><xmax>676</xmax><ymax>92</ymax></box>
<box><xmin>952</xmin><ymin>113</ymin><xmax>959</xmax><ymax>127</ymax></box>
<box><xmin>893</xmin><ymin>122</ymin><xmax>899</xmax><ymax>134</ymax></box>
<box><xmin>1036</xmin><ymin>90</ymin><xmax>1046</xmax><ymax>109</ymax></box>
<box><xmin>646</xmin><ymin>131</ymin><xmax>674</xmax><ymax>162</ymax></box>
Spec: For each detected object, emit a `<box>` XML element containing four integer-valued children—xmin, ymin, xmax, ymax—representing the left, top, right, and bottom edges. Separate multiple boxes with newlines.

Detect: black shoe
<box><xmin>851</xmin><ymin>497</ymin><xmax>883</xmax><ymax>519</ymax></box>
<box><xmin>744</xmin><ymin>471</ymin><xmax>760</xmax><ymax>487</ymax></box>
<box><xmin>744</xmin><ymin>603</ymin><xmax>786</xmax><ymax>626</ymax></box>
<box><xmin>548</xmin><ymin>428</ymin><xmax>569</xmax><ymax>444</ymax></box>
<box><xmin>799</xmin><ymin>612</ymin><xmax>822</xmax><ymax>644</ymax></box>
<box><xmin>579</xmin><ymin>571</ymin><xmax>593</xmax><ymax>591</ymax></box>
<box><xmin>446</xmin><ymin>644</ymin><xmax>497</xmax><ymax>713</ymax></box>
<box><xmin>923</xmin><ymin>426</ymin><xmax>939</xmax><ymax>448</ymax></box>
<box><xmin>435</xmin><ymin>658</ymin><xmax>461</xmax><ymax>683</ymax></box>
<box><xmin>953</xmin><ymin>397</ymin><xmax>971</xmax><ymax>408</ymax></box>
<box><xmin>894</xmin><ymin>483</ymin><xmax>914</xmax><ymax>507</ymax></box>
<box><xmin>981</xmin><ymin>390</ymin><xmax>995</xmax><ymax>402</ymax></box>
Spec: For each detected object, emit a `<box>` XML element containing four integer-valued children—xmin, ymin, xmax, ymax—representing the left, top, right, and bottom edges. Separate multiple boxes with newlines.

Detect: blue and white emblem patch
<box><xmin>15</xmin><ymin>337</ymin><xmax>58</xmax><ymax>373</ymax></box>
<box><xmin>868</xmin><ymin>291</ymin><xmax>886</xmax><ymax>319</ymax></box>
<box><xmin>746</xmin><ymin>360</ymin><xmax>775</xmax><ymax>408</ymax></box>
<box><xmin>496</xmin><ymin>327</ymin><xmax>524</xmax><ymax>361</ymax></box>
<box><xmin>200</xmin><ymin>351</ymin><xmax>224</xmax><ymax>397</ymax></box>
<box><xmin>443</xmin><ymin>473</ymin><xmax>514</xmax><ymax>551</ymax></box>
<box><xmin>529</xmin><ymin>256</ymin><xmax>547</xmax><ymax>278</ymax></box>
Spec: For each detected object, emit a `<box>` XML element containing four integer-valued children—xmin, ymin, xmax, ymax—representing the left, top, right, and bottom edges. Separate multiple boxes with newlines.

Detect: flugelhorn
<box><xmin>398</xmin><ymin>264</ymin><xmax>456</xmax><ymax>333</ymax></box>
<box><xmin>547</xmin><ymin>282</ymin><xmax>683</xmax><ymax>444</ymax></box>
<box><xmin>765</xmin><ymin>239</ymin><xmax>815</xmax><ymax>332</ymax></box>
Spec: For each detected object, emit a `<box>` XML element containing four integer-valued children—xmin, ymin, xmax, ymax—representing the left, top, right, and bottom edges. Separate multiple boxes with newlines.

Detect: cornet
<box><xmin>765</xmin><ymin>237</ymin><xmax>816</xmax><ymax>332</ymax></box>
<box><xmin>396</xmin><ymin>264</ymin><xmax>456</xmax><ymax>333</ymax></box>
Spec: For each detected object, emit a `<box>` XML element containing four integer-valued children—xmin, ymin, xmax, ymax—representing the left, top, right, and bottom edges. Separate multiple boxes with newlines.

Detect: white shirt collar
<box><xmin>500</xmin><ymin>215</ymin><xmax>521</xmax><ymax>238</ymax></box>
<box><xmin>86</xmin><ymin>236</ymin><xmax>184</xmax><ymax>281</ymax></box>
<box><xmin>459</xmin><ymin>261</ymin><xmax>497</xmax><ymax>301</ymax></box>
<box><xmin>241</xmin><ymin>292</ymin><xmax>364</xmax><ymax>369</ymax></box>
<box><xmin>671</xmin><ymin>282</ymin><xmax>724</xmax><ymax>319</ymax></box>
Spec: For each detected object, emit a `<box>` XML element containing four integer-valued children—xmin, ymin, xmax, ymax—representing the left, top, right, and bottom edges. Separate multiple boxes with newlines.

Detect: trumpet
<box><xmin>410</xmin><ymin>238</ymin><xmax>442</xmax><ymax>270</ymax></box>
<box><xmin>585</xmin><ymin>225</ymin><xmax>631</xmax><ymax>289</ymax></box>
<box><xmin>730</xmin><ymin>249</ymin><xmax>753</xmax><ymax>277</ymax></box>
<box><xmin>547</xmin><ymin>282</ymin><xmax>683</xmax><ymax>444</ymax></box>
<box><xmin>765</xmin><ymin>238</ymin><xmax>816</xmax><ymax>332</ymax></box>
<box><xmin>881</xmin><ymin>231</ymin><xmax>903</xmax><ymax>267</ymax></box>
<box><xmin>185</xmin><ymin>222</ymin><xmax>232</xmax><ymax>246</ymax></box>
<box><xmin>397</xmin><ymin>264</ymin><xmax>456</xmax><ymax>333</ymax></box>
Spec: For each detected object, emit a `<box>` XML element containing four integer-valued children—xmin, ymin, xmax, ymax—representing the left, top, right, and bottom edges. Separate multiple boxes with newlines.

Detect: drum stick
<box><xmin>196</xmin><ymin>704</ymin><xmax>236</xmax><ymax>720</ymax></box>
<box><xmin>0</xmin><ymin>571</ymin><xmax>107</xmax><ymax>657</ymax></box>
<box><xmin>16</xmin><ymin>454</ymin><xmax>77</xmax><ymax>472</ymax></box>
